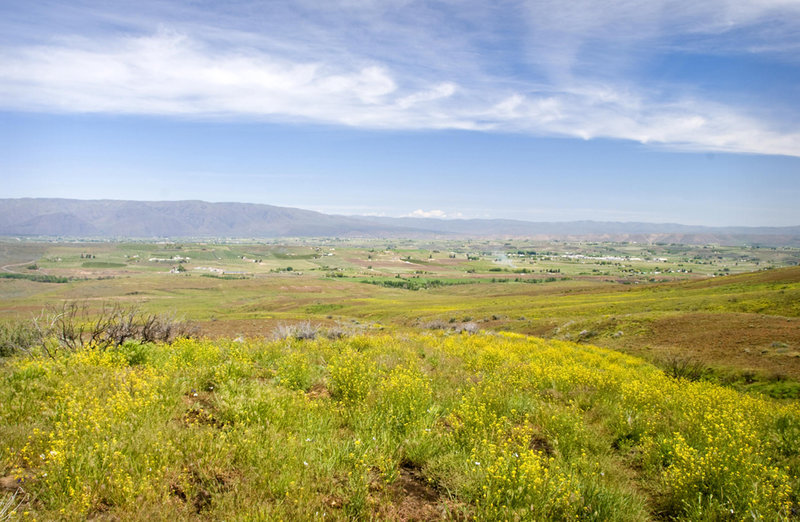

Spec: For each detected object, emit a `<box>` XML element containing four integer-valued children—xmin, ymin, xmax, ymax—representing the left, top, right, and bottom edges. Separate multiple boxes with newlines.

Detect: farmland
<box><xmin>2</xmin><ymin>239</ymin><xmax>799</xmax><ymax>387</ymax></box>
<box><xmin>1</xmin><ymin>239</ymin><xmax>800</xmax><ymax>520</ymax></box>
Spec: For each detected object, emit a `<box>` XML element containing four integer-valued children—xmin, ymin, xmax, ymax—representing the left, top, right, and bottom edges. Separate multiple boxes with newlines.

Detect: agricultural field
<box><xmin>2</xmin><ymin>239</ymin><xmax>799</xmax><ymax>389</ymax></box>
<box><xmin>1</xmin><ymin>239</ymin><xmax>800</xmax><ymax>520</ymax></box>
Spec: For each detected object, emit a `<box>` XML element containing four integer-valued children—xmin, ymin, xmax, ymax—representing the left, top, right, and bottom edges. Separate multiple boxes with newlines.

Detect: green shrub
<box><xmin>0</xmin><ymin>321</ymin><xmax>43</xmax><ymax>357</ymax></box>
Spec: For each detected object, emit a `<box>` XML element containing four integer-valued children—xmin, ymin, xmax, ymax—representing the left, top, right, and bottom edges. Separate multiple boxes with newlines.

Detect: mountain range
<box><xmin>1</xmin><ymin>198</ymin><xmax>799</xmax><ymax>246</ymax></box>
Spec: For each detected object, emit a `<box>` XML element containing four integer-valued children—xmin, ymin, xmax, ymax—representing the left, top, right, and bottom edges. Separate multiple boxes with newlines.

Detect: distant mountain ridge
<box><xmin>0</xmin><ymin>198</ymin><xmax>410</xmax><ymax>238</ymax></box>
<box><xmin>1</xmin><ymin>198</ymin><xmax>799</xmax><ymax>246</ymax></box>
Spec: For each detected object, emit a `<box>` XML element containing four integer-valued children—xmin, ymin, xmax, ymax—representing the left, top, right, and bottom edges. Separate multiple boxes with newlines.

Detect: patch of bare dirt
<box><xmin>307</xmin><ymin>382</ymin><xmax>331</xmax><ymax>400</ymax></box>
<box><xmin>86</xmin><ymin>498</ymin><xmax>116</xmax><ymax>521</ymax></box>
<box><xmin>323</xmin><ymin>494</ymin><xmax>345</xmax><ymax>510</ymax></box>
<box><xmin>528</xmin><ymin>432</ymin><xmax>554</xmax><ymax>456</ymax></box>
<box><xmin>168</xmin><ymin>468</ymin><xmax>237</xmax><ymax>514</ymax></box>
<box><xmin>372</xmin><ymin>462</ymin><xmax>470</xmax><ymax>521</ymax></box>
<box><xmin>198</xmin><ymin>317</ymin><xmax>345</xmax><ymax>339</ymax></box>
<box><xmin>196</xmin><ymin>318</ymin><xmax>282</xmax><ymax>339</ymax></box>
<box><xmin>181</xmin><ymin>390</ymin><xmax>228</xmax><ymax>429</ymax></box>
<box><xmin>0</xmin><ymin>474</ymin><xmax>29</xmax><ymax>491</ymax></box>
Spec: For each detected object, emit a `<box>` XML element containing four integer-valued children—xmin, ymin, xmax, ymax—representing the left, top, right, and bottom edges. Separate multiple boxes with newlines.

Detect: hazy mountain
<box><xmin>366</xmin><ymin>217</ymin><xmax>800</xmax><ymax>246</ymax></box>
<box><xmin>0</xmin><ymin>198</ymin><xmax>420</xmax><ymax>238</ymax></box>
<box><xmin>1</xmin><ymin>198</ymin><xmax>799</xmax><ymax>246</ymax></box>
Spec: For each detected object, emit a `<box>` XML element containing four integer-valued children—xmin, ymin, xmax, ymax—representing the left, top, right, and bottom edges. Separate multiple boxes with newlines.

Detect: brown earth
<box><xmin>607</xmin><ymin>312</ymin><xmax>800</xmax><ymax>379</ymax></box>
<box><xmin>198</xmin><ymin>318</ymin><xmax>283</xmax><ymax>339</ymax></box>
<box><xmin>198</xmin><ymin>317</ymin><xmax>353</xmax><ymax>339</ymax></box>
<box><xmin>372</xmin><ymin>463</ymin><xmax>469</xmax><ymax>521</ymax></box>
<box><xmin>0</xmin><ymin>475</ymin><xmax>27</xmax><ymax>491</ymax></box>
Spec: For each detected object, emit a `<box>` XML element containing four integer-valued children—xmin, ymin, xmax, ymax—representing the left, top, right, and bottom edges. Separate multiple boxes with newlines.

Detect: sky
<box><xmin>1</xmin><ymin>0</ymin><xmax>799</xmax><ymax>226</ymax></box>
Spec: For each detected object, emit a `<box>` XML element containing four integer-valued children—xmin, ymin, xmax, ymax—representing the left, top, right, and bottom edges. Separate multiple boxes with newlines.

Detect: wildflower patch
<box><xmin>0</xmin><ymin>331</ymin><xmax>797</xmax><ymax>520</ymax></box>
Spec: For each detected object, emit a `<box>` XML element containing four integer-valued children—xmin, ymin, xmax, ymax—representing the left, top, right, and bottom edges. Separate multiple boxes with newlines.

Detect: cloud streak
<box><xmin>0</xmin><ymin>0</ymin><xmax>798</xmax><ymax>156</ymax></box>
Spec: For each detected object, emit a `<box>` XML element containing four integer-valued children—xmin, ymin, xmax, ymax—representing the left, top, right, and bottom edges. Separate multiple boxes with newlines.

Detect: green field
<box><xmin>1</xmin><ymin>239</ymin><xmax>800</xmax><ymax>520</ymax></box>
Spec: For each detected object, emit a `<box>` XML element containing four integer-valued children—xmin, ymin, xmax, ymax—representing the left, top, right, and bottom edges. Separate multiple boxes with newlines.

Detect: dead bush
<box><xmin>422</xmin><ymin>319</ymin><xmax>449</xmax><ymax>330</ymax></box>
<box><xmin>455</xmin><ymin>322</ymin><xmax>479</xmax><ymax>334</ymax></box>
<box><xmin>20</xmin><ymin>301</ymin><xmax>197</xmax><ymax>356</ymax></box>
<box><xmin>272</xmin><ymin>321</ymin><xmax>321</xmax><ymax>341</ymax></box>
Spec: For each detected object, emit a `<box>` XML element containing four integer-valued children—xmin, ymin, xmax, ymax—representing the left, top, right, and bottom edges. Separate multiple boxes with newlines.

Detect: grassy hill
<box><xmin>1</xmin><ymin>331</ymin><xmax>798</xmax><ymax>520</ymax></box>
<box><xmin>2</xmin><ymin>240</ymin><xmax>799</xmax><ymax>519</ymax></box>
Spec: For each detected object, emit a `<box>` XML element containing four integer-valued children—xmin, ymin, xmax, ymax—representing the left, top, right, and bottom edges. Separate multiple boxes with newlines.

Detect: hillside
<box><xmin>1</xmin><ymin>238</ymin><xmax>799</xmax><ymax>519</ymax></box>
<box><xmin>2</xmin><ymin>199</ymin><xmax>799</xmax><ymax>246</ymax></box>
<box><xmin>1</xmin><ymin>331</ymin><xmax>798</xmax><ymax>520</ymax></box>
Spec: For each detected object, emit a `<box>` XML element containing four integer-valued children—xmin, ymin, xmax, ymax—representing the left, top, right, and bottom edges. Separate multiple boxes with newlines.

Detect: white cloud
<box><xmin>0</xmin><ymin>31</ymin><xmax>399</xmax><ymax>119</ymax></box>
<box><xmin>492</xmin><ymin>89</ymin><xmax>800</xmax><ymax>156</ymax></box>
<box><xmin>406</xmin><ymin>209</ymin><xmax>465</xmax><ymax>219</ymax></box>
<box><xmin>407</xmin><ymin>209</ymin><xmax>446</xmax><ymax>218</ymax></box>
<box><xmin>0</xmin><ymin>1</ymin><xmax>799</xmax><ymax>156</ymax></box>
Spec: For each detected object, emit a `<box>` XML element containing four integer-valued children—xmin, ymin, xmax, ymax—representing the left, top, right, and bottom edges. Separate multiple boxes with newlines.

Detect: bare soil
<box><xmin>373</xmin><ymin>463</ymin><xmax>469</xmax><ymax>521</ymax></box>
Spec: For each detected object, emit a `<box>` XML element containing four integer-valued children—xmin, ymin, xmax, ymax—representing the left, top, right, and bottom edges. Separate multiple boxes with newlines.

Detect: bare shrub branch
<box><xmin>9</xmin><ymin>301</ymin><xmax>198</xmax><ymax>356</ymax></box>
<box><xmin>272</xmin><ymin>321</ymin><xmax>321</xmax><ymax>341</ymax></box>
<box><xmin>455</xmin><ymin>322</ymin><xmax>479</xmax><ymax>334</ymax></box>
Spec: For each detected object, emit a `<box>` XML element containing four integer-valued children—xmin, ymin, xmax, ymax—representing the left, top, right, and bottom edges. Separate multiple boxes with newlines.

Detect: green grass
<box><xmin>0</xmin><ymin>273</ymin><xmax>69</xmax><ymax>283</ymax></box>
<box><xmin>81</xmin><ymin>261</ymin><xmax>127</xmax><ymax>268</ymax></box>
<box><xmin>304</xmin><ymin>303</ymin><xmax>345</xmax><ymax>314</ymax></box>
<box><xmin>354</xmin><ymin>276</ymin><xmax>476</xmax><ymax>291</ymax></box>
<box><xmin>199</xmin><ymin>274</ymin><xmax>249</xmax><ymax>280</ymax></box>
<box><xmin>1</xmin><ymin>332</ymin><xmax>797</xmax><ymax>520</ymax></box>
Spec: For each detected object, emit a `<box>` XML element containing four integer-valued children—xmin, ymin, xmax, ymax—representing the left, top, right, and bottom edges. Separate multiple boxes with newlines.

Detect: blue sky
<box><xmin>1</xmin><ymin>0</ymin><xmax>799</xmax><ymax>226</ymax></box>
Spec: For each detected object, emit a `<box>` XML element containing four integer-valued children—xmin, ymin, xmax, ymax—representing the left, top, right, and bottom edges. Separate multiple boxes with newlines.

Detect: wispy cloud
<box><xmin>1</xmin><ymin>0</ymin><xmax>798</xmax><ymax>156</ymax></box>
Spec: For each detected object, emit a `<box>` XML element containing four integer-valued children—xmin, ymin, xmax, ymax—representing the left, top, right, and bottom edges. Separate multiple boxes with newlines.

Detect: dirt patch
<box><xmin>198</xmin><ymin>317</ymin><xmax>346</xmax><ymax>339</ymax></box>
<box><xmin>0</xmin><ymin>474</ymin><xmax>29</xmax><ymax>491</ymax></box>
<box><xmin>197</xmin><ymin>318</ymin><xmax>281</xmax><ymax>339</ymax></box>
<box><xmin>373</xmin><ymin>462</ymin><xmax>469</xmax><ymax>521</ymax></box>
<box><xmin>323</xmin><ymin>494</ymin><xmax>345</xmax><ymax>510</ymax></box>
<box><xmin>503</xmin><ymin>422</ymin><xmax>554</xmax><ymax>456</ymax></box>
<box><xmin>183</xmin><ymin>408</ymin><xmax>226</xmax><ymax>429</ymax></box>
<box><xmin>307</xmin><ymin>382</ymin><xmax>331</xmax><ymax>400</ymax></box>
<box><xmin>168</xmin><ymin>468</ymin><xmax>237</xmax><ymax>514</ymax></box>
<box><xmin>181</xmin><ymin>391</ymin><xmax>228</xmax><ymax>429</ymax></box>
<box><xmin>528</xmin><ymin>433</ymin><xmax>554</xmax><ymax>456</ymax></box>
<box><xmin>170</xmin><ymin>481</ymin><xmax>212</xmax><ymax>514</ymax></box>
<box><xmin>85</xmin><ymin>498</ymin><xmax>116</xmax><ymax>521</ymax></box>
